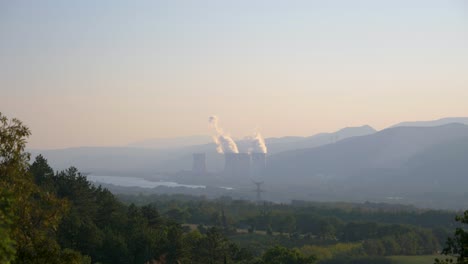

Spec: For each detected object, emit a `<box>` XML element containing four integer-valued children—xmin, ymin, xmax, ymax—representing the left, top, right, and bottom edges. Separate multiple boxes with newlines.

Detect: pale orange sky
<box><xmin>1</xmin><ymin>1</ymin><xmax>467</xmax><ymax>149</ymax></box>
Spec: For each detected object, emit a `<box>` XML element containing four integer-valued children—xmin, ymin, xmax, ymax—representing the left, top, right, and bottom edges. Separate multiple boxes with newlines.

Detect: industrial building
<box><xmin>192</xmin><ymin>153</ymin><xmax>207</xmax><ymax>175</ymax></box>
<box><xmin>192</xmin><ymin>152</ymin><xmax>266</xmax><ymax>178</ymax></box>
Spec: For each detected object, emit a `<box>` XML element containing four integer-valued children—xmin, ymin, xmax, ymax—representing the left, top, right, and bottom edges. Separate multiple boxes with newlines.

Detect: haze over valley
<box><xmin>2</xmin><ymin>1</ymin><xmax>468</xmax><ymax>263</ymax></box>
<box><xmin>28</xmin><ymin>117</ymin><xmax>468</xmax><ymax>210</ymax></box>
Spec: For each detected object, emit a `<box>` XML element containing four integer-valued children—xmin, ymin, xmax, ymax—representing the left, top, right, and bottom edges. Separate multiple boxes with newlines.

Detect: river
<box><xmin>86</xmin><ymin>175</ymin><xmax>206</xmax><ymax>189</ymax></box>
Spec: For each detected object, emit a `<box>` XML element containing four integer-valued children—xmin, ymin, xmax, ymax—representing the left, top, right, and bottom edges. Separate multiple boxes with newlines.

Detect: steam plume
<box><xmin>209</xmin><ymin>116</ymin><xmax>239</xmax><ymax>154</ymax></box>
<box><xmin>250</xmin><ymin>131</ymin><xmax>267</xmax><ymax>153</ymax></box>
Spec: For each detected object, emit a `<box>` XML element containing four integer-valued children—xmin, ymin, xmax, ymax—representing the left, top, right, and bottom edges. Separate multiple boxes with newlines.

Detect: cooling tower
<box><xmin>224</xmin><ymin>153</ymin><xmax>237</xmax><ymax>176</ymax></box>
<box><xmin>236</xmin><ymin>153</ymin><xmax>251</xmax><ymax>178</ymax></box>
<box><xmin>192</xmin><ymin>153</ymin><xmax>206</xmax><ymax>174</ymax></box>
<box><xmin>224</xmin><ymin>153</ymin><xmax>251</xmax><ymax>178</ymax></box>
<box><xmin>251</xmin><ymin>152</ymin><xmax>266</xmax><ymax>178</ymax></box>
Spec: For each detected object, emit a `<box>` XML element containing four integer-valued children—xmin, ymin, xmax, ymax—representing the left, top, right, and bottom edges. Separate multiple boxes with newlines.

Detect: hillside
<box><xmin>30</xmin><ymin>125</ymin><xmax>376</xmax><ymax>175</ymax></box>
<box><xmin>391</xmin><ymin>117</ymin><xmax>468</xmax><ymax>128</ymax></box>
<box><xmin>267</xmin><ymin>123</ymin><xmax>468</xmax><ymax>183</ymax></box>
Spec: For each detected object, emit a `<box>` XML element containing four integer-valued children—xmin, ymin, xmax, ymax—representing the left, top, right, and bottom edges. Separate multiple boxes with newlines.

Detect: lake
<box><xmin>86</xmin><ymin>175</ymin><xmax>206</xmax><ymax>189</ymax></box>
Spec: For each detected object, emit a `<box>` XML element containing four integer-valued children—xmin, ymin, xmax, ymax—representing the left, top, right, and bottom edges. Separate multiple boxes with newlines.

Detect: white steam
<box><xmin>209</xmin><ymin>116</ymin><xmax>239</xmax><ymax>154</ymax></box>
<box><xmin>250</xmin><ymin>131</ymin><xmax>267</xmax><ymax>154</ymax></box>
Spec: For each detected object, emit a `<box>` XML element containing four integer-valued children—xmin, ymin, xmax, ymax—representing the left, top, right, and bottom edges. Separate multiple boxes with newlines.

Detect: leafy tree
<box><xmin>141</xmin><ymin>204</ymin><xmax>162</xmax><ymax>228</ymax></box>
<box><xmin>0</xmin><ymin>191</ymin><xmax>15</xmax><ymax>264</ymax></box>
<box><xmin>192</xmin><ymin>227</ymin><xmax>230</xmax><ymax>264</ymax></box>
<box><xmin>381</xmin><ymin>237</ymin><xmax>401</xmax><ymax>255</ymax></box>
<box><xmin>229</xmin><ymin>243</ymin><xmax>255</xmax><ymax>263</ymax></box>
<box><xmin>0</xmin><ymin>113</ymin><xmax>30</xmax><ymax>264</ymax></box>
<box><xmin>164</xmin><ymin>223</ymin><xmax>186</xmax><ymax>263</ymax></box>
<box><xmin>397</xmin><ymin>231</ymin><xmax>419</xmax><ymax>255</ymax></box>
<box><xmin>0</xmin><ymin>112</ymin><xmax>71</xmax><ymax>264</ymax></box>
<box><xmin>262</xmin><ymin>245</ymin><xmax>316</xmax><ymax>264</ymax></box>
<box><xmin>436</xmin><ymin>210</ymin><xmax>468</xmax><ymax>264</ymax></box>
<box><xmin>363</xmin><ymin>239</ymin><xmax>386</xmax><ymax>256</ymax></box>
<box><xmin>318</xmin><ymin>220</ymin><xmax>337</xmax><ymax>240</ymax></box>
<box><xmin>30</xmin><ymin>154</ymin><xmax>55</xmax><ymax>191</ymax></box>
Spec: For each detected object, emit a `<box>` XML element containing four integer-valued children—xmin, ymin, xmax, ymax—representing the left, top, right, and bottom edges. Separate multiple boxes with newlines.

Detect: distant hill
<box><xmin>29</xmin><ymin>125</ymin><xmax>377</xmax><ymax>175</ymax></box>
<box><xmin>267</xmin><ymin>123</ymin><xmax>468</xmax><ymax>183</ymax></box>
<box><xmin>157</xmin><ymin>125</ymin><xmax>377</xmax><ymax>172</ymax></box>
<box><xmin>391</xmin><ymin>117</ymin><xmax>468</xmax><ymax>128</ymax></box>
<box><xmin>28</xmin><ymin>147</ymin><xmax>172</xmax><ymax>176</ymax></box>
<box><xmin>265</xmin><ymin>125</ymin><xmax>376</xmax><ymax>153</ymax></box>
<box><xmin>29</xmin><ymin>122</ymin><xmax>468</xmax><ymax>209</ymax></box>
<box><xmin>333</xmin><ymin>135</ymin><xmax>468</xmax><ymax>209</ymax></box>
<box><xmin>404</xmin><ymin>136</ymin><xmax>468</xmax><ymax>191</ymax></box>
<box><xmin>127</xmin><ymin>135</ymin><xmax>212</xmax><ymax>149</ymax></box>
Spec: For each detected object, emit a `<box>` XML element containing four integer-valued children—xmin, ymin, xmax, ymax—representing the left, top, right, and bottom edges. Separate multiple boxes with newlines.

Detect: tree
<box><xmin>363</xmin><ymin>239</ymin><xmax>386</xmax><ymax>256</ymax></box>
<box><xmin>30</xmin><ymin>154</ymin><xmax>55</xmax><ymax>191</ymax></box>
<box><xmin>0</xmin><ymin>113</ymin><xmax>31</xmax><ymax>264</ymax></box>
<box><xmin>141</xmin><ymin>204</ymin><xmax>162</xmax><ymax>228</ymax></box>
<box><xmin>0</xmin><ymin>190</ymin><xmax>15</xmax><ymax>264</ymax></box>
<box><xmin>435</xmin><ymin>210</ymin><xmax>468</xmax><ymax>264</ymax></box>
<box><xmin>262</xmin><ymin>245</ymin><xmax>316</xmax><ymax>264</ymax></box>
<box><xmin>193</xmin><ymin>227</ymin><xmax>230</xmax><ymax>264</ymax></box>
<box><xmin>0</xmin><ymin>113</ymin><xmax>71</xmax><ymax>263</ymax></box>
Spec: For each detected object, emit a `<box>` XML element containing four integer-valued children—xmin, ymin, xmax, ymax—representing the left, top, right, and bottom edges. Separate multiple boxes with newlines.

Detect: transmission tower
<box><xmin>253</xmin><ymin>181</ymin><xmax>264</xmax><ymax>203</ymax></box>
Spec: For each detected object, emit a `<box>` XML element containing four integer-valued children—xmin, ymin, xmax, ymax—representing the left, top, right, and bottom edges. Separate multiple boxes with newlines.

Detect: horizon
<box><xmin>2</xmin><ymin>2</ymin><xmax>468</xmax><ymax>263</ymax></box>
<box><xmin>2</xmin><ymin>0</ymin><xmax>467</xmax><ymax>149</ymax></box>
<box><xmin>25</xmin><ymin>115</ymin><xmax>468</xmax><ymax>150</ymax></box>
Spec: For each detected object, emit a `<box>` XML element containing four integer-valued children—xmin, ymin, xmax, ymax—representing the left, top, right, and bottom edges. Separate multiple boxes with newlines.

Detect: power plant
<box><xmin>251</xmin><ymin>152</ymin><xmax>267</xmax><ymax>177</ymax></box>
<box><xmin>192</xmin><ymin>153</ymin><xmax>207</xmax><ymax>175</ymax></box>
<box><xmin>223</xmin><ymin>153</ymin><xmax>251</xmax><ymax>177</ymax></box>
<box><xmin>236</xmin><ymin>153</ymin><xmax>251</xmax><ymax>177</ymax></box>
<box><xmin>192</xmin><ymin>152</ymin><xmax>267</xmax><ymax>178</ymax></box>
<box><xmin>206</xmin><ymin>115</ymin><xmax>268</xmax><ymax>178</ymax></box>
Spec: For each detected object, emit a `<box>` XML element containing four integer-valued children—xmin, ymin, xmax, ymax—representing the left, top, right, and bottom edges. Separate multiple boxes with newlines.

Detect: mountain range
<box><xmin>29</xmin><ymin>117</ymin><xmax>468</xmax><ymax>209</ymax></box>
<box><xmin>268</xmin><ymin>123</ymin><xmax>468</xmax><ymax>180</ymax></box>
<box><xmin>30</xmin><ymin>124</ymin><xmax>376</xmax><ymax>174</ymax></box>
<box><xmin>391</xmin><ymin>117</ymin><xmax>468</xmax><ymax>128</ymax></box>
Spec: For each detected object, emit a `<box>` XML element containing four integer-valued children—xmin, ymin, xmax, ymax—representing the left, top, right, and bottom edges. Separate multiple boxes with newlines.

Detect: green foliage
<box><xmin>299</xmin><ymin>243</ymin><xmax>362</xmax><ymax>261</ymax></box>
<box><xmin>192</xmin><ymin>227</ymin><xmax>230</xmax><ymax>263</ymax></box>
<box><xmin>391</xmin><ymin>255</ymin><xmax>454</xmax><ymax>264</ymax></box>
<box><xmin>26</xmin><ymin>154</ymin><xmax>262</xmax><ymax>263</ymax></box>
<box><xmin>0</xmin><ymin>191</ymin><xmax>15</xmax><ymax>264</ymax></box>
<box><xmin>29</xmin><ymin>154</ymin><xmax>55</xmax><ymax>191</ymax></box>
<box><xmin>320</xmin><ymin>256</ymin><xmax>395</xmax><ymax>264</ymax></box>
<box><xmin>0</xmin><ymin>113</ymin><xmax>28</xmax><ymax>263</ymax></box>
<box><xmin>436</xmin><ymin>211</ymin><xmax>468</xmax><ymax>264</ymax></box>
<box><xmin>0</xmin><ymin>113</ymin><xmax>69</xmax><ymax>264</ymax></box>
<box><xmin>262</xmin><ymin>245</ymin><xmax>316</xmax><ymax>264</ymax></box>
<box><xmin>59</xmin><ymin>249</ymin><xmax>92</xmax><ymax>264</ymax></box>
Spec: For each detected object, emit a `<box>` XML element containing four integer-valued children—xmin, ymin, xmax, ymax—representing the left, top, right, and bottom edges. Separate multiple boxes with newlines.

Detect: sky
<box><xmin>1</xmin><ymin>0</ymin><xmax>467</xmax><ymax>149</ymax></box>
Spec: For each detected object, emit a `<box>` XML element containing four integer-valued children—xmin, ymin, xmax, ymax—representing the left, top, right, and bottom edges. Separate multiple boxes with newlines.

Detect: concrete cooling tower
<box><xmin>223</xmin><ymin>153</ymin><xmax>237</xmax><ymax>176</ymax></box>
<box><xmin>223</xmin><ymin>153</ymin><xmax>267</xmax><ymax>178</ymax></box>
<box><xmin>237</xmin><ymin>153</ymin><xmax>251</xmax><ymax>177</ymax></box>
<box><xmin>223</xmin><ymin>153</ymin><xmax>251</xmax><ymax>178</ymax></box>
<box><xmin>192</xmin><ymin>153</ymin><xmax>206</xmax><ymax>175</ymax></box>
<box><xmin>251</xmin><ymin>152</ymin><xmax>266</xmax><ymax>178</ymax></box>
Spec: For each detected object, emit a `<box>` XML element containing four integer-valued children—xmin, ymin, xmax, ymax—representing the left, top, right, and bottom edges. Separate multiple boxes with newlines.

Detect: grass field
<box><xmin>389</xmin><ymin>255</ymin><xmax>453</xmax><ymax>264</ymax></box>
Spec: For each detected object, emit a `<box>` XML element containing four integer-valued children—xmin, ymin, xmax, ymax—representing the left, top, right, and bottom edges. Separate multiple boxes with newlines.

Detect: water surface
<box><xmin>87</xmin><ymin>175</ymin><xmax>206</xmax><ymax>189</ymax></box>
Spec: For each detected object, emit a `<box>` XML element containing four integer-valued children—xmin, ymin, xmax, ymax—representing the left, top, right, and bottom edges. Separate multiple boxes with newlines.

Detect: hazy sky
<box><xmin>1</xmin><ymin>0</ymin><xmax>467</xmax><ymax>149</ymax></box>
